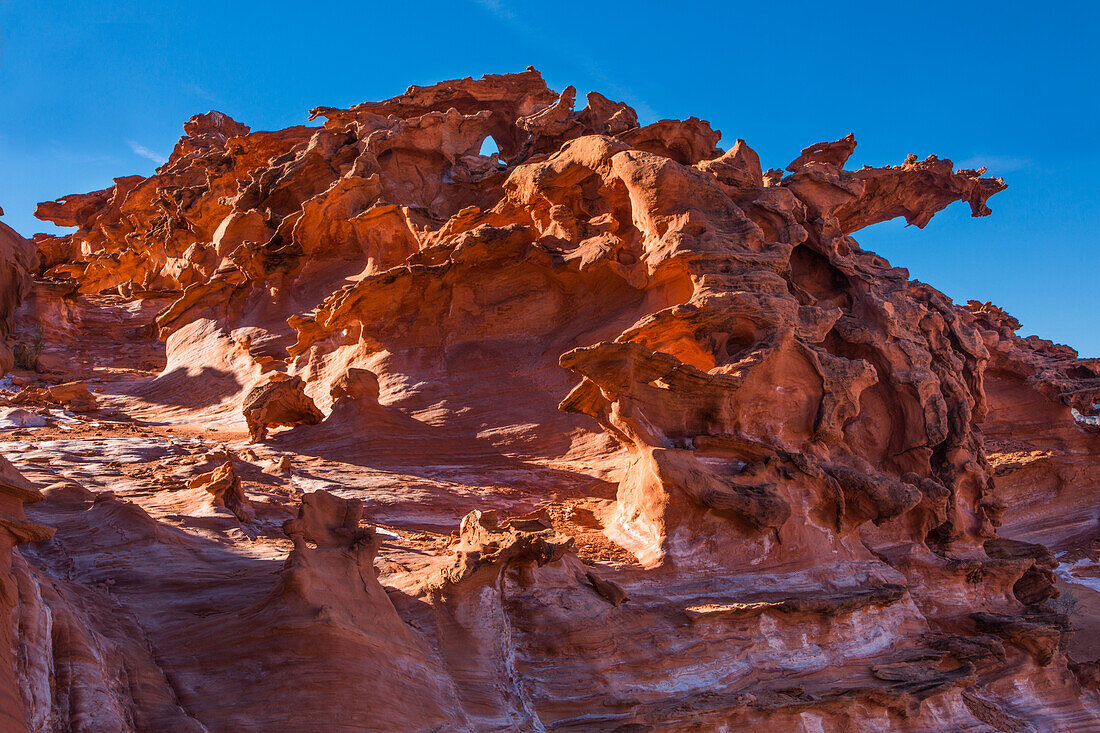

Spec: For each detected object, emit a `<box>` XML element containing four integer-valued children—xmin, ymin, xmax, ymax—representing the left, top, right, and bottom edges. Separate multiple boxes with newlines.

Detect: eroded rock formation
<box><xmin>187</xmin><ymin>460</ymin><xmax>254</xmax><ymax>522</ymax></box>
<box><xmin>242</xmin><ymin>374</ymin><xmax>323</xmax><ymax>441</ymax></box>
<box><xmin>0</xmin><ymin>69</ymin><xmax>1095</xmax><ymax>731</ymax></box>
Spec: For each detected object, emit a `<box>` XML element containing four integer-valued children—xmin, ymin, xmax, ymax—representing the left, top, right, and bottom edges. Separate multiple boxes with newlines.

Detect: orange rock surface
<box><xmin>0</xmin><ymin>69</ymin><xmax>1096</xmax><ymax>730</ymax></box>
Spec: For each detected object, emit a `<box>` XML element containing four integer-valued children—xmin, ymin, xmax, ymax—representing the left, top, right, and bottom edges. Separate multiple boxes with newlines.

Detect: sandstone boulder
<box><xmin>329</xmin><ymin>367</ymin><xmax>380</xmax><ymax>403</ymax></box>
<box><xmin>242</xmin><ymin>375</ymin><xmax>322</xmax><ymax>442</ymax></box>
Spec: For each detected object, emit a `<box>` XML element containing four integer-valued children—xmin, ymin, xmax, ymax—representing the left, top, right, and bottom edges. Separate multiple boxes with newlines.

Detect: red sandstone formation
<box><xmin>329</xmin><ymin>366</ymin><xmax>381</xmax><ymax>403</ymax></box>
<box><xmin>241</xmin><ymin>374</ymin><xmax>323</xmax><ymax>441</ymax></box>
<box><xmin>0</xmin><ymin>69</ymin><xmax>1096</xmax><ymax>730</ymax></box>
<box><xmin>187</xmin><ymin>461</ymin><xmax>255</xmax><ymax>522</ymax></box>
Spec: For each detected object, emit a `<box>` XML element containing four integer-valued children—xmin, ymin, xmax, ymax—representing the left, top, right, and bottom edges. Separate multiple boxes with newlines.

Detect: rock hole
<box><xmin>1072</xmin><ymin>408</ymin><xmax>1099</xmax><ymax>426</ymax></box>
<box><xmin>478</xmin><ymin>136</ymin><xmax>500</xmax><ymax>158</ymax></box>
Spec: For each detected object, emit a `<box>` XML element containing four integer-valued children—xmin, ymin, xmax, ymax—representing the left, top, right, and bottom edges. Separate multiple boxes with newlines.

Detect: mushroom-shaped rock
<box><xmin>329</xmin><ymin>367</ymin><xmax>381</xmax><ymax>404</ymax></box>
<box><xmin>188</xmin><ymin>461</ymin><xmax>254</xmax><ymax>522</ymax></box>
<box><xmin>282</xmin><ymin>490</ymin><xmax>372</xmax><ymax>551</ymax></box>
<box><xmin>242</xmin><ymin>374</ymin><xmax>323</xmax><ymax>442</ymax></box>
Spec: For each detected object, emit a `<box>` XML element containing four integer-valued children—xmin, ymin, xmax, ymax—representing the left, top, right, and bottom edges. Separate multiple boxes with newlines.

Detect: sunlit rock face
<box><xmin>0</xmin><ymin>69</ymin><xmax>1096</xmax><ymax>731</ymax></box>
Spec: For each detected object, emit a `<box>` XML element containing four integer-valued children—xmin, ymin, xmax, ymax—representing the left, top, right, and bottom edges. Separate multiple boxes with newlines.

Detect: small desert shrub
<box><xmin>1051</xmin><ymin>586</ymin><xmax>1080</xmax><ymax>616</ymax></box>
<box><xmin>12</xmin><ymin>337</ymin><xmax>42</xmax><ymax>370</ymax></box>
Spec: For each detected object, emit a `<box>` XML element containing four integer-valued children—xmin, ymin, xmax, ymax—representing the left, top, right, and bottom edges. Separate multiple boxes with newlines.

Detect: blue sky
<box><xmin>1</xmin><ymin>1</ymin><xmax>1096</xmax><ymax>354</ymax></box>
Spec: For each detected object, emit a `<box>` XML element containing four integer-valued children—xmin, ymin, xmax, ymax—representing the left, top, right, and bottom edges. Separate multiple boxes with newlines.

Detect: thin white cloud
<box><xmin>473</xmin><ymin>0</ymin><xmax>515</xmax><ymax>19</ymax></box>
<box><xmin>183</xmin><ymin>81</ymin><xmax>221</xmax><ymax>105</ymax></box>
<box><xmin>956</xmin><ymin>154</ymin><xmax>1029</xmax><ymax>173</ymax></box>
<box><xmin>128</xmin><ymin>141</ymin><xmax>167</xmax><ymax>165</ymax></box>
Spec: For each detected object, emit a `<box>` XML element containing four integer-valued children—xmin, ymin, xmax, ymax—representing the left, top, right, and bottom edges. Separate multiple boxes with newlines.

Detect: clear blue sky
<box><xmin>1</xmin><ymin>1</ymin><xmax>1096</xmax><ymax>355</ymax></box>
